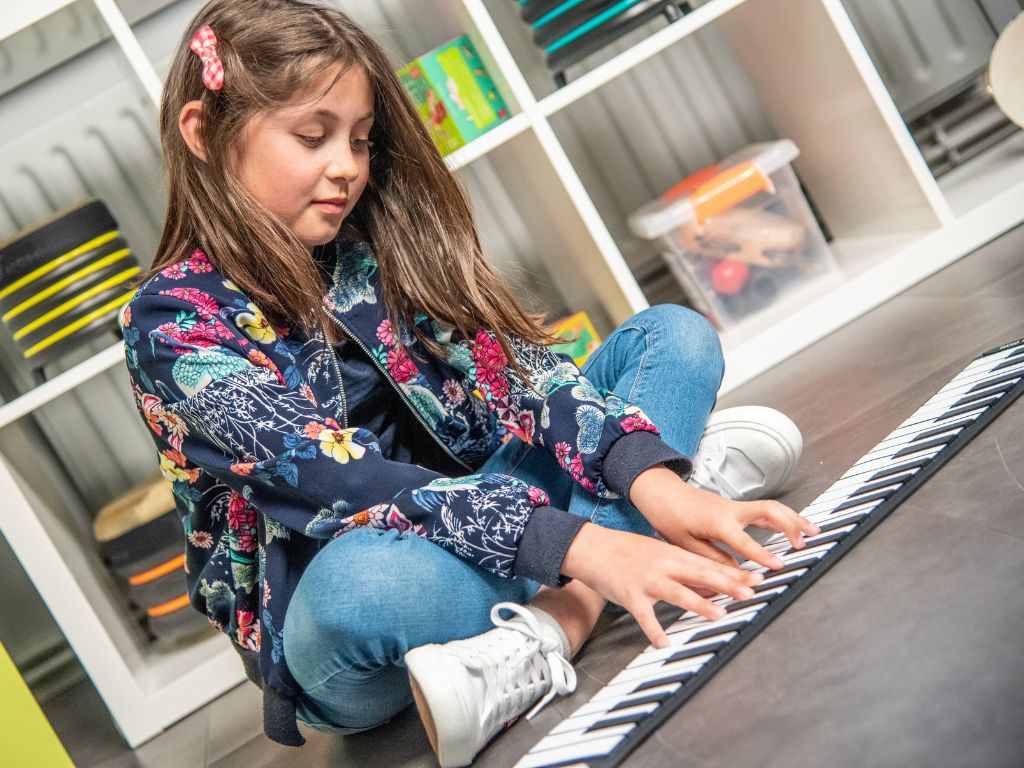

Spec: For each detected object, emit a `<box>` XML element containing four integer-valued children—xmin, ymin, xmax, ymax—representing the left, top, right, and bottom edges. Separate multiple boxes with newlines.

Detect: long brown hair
<box><xmin>145</xmin><ymin>0</ymin><xmax>559</xmax><ymax>379</ymax></box>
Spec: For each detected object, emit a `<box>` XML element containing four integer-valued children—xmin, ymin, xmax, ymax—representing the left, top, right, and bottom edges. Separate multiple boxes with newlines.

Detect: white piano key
<box><xmin>813</xmin><ymin>465</ymin><xmax>924</xmax><ymax>500</ymax></box>
<box><xmin>711</xmin><ymin>585</ymin><xmax>789</xmax><ymax>605</ymax></box>
<box><xmin>515</xmin><ymin>734</ymin><xmax>626</xmax><ymax>768</ymax></box>
<box><xmin>572</xmin><ymin>682</ymin><xmax>683</xmax><ymax>717</ymax></box>
<box><xmin>626</xmin><ymin>633</ymin><xmax>740</xmax><ymax>670</ymax></box>
<box><xmin>765</xmin><ymin>525</ymin><xmax>856</xmax><ymax>552</ymax></box>
<box><xmin>606</xmin><ymin>655</ymin><xmax>714</xmax><ymax>689</ymax></box>
<box><xmin>529</xmin><ymin>722</ymin><xmax>636</xmax><ymax>752</ymax></box>
<box><xmin>828</xmin><ymin>446</ymin><xmax>945</xmax><ymax>490</ymax></box>
<box><xmin>550</xmin><ymin>701</ymin><xmax>660</xmax><ymax>735</ymax></box>
<box><xmin>742</xmin><ymin>541</ymin><xmax>837</xmax><ymax>571</ymax></box>
<box><xmin>666</xmin><ymin>602</ymin><xmax>767</xmax><ymax>634</ymax></box>
<box><xmin>765</xmin><ymin>522</ymin><xmax>858</xmax><ymax>546</ymax></box>
<box><xmin>798</xmin><ymin>483</ymin><xmax>897</xmax><ymax>520</ymax></box>
<box><xmin>803</xmin><ymin>505</ymin><xmax>875</xmax><ymax>527</ymax></box>
<box><xmin>855</xmin><ymin>426</ymin><xmax>964</xmax><ymax>465</ymax></box>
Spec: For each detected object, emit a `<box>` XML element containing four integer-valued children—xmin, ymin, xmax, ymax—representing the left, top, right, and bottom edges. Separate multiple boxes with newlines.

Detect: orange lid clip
<box><xmin>689</xmin><ymin>161</ymin><xmax>774</xmax><ymax>226</ymax></box>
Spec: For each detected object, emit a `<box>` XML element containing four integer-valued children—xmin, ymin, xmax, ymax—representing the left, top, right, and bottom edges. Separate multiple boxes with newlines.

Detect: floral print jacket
<box><xmin>119</xmin><ymin>233</ymin><xmax>670</xmax><ymax>746</ymax></box>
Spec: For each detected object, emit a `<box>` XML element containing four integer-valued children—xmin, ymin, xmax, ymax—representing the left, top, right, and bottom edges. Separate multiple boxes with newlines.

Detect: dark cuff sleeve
<box><xmin>263</xmin><ymin>687</ymin><xmax>304</xmax><ymax>747</ymax></box>
<box><xmin>602</xmin><ymin>430</ymin><xmax>692</xmax><ymax>499</ymax></box>
<box><xmin>512</xmin><ymin>505</ymin><xmax>587</xmax><ymax>588</ymax></box>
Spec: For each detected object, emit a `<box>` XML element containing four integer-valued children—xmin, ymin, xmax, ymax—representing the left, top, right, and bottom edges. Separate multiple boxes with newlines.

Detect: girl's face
<box><xmin>234</xmin><ymin>63</ymin><xmax>375</xmax><ymax>251</ymax></box>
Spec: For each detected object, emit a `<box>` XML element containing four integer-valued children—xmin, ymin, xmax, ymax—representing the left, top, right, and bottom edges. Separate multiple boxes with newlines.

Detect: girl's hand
<box><xmin>630</xmin><ymin>465</ymin><xmax>820</xmax><ymax>571</ymax></box>
<box><xmin>561</xmin><ymin>522</ymin><xmax>765</xmax><ymax>649</ymax></box>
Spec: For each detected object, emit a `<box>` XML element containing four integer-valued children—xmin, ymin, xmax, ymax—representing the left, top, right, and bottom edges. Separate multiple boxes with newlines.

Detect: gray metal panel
<box><xmin>841</xmin><ymin>0</ymin><xmax>1000</xmax><ymax>119</ymax></box>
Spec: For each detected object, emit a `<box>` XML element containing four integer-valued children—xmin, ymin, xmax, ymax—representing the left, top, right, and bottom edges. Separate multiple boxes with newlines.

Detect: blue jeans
<box><xmin>282</xmin><ymin>305</ymin><xmax>724</xmax><ymax>733</ymax></box>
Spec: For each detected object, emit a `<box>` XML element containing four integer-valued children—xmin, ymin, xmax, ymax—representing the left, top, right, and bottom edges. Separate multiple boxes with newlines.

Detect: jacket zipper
<box><xmin>322</xmin><ymin>309</ymin><xmax>472</xmax><ymax>472</ymax></box>
<box><xmin>324</xmin><ymin>328</ymin><xmax>349</xmax><ymax>429</ymax></box>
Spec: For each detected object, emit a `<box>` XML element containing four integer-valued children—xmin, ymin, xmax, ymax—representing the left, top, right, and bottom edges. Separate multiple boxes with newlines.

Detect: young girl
<box><xmin>120</xmin><ymin>1</ymin><xmax>817</xmax><ymax>765</ymax></box>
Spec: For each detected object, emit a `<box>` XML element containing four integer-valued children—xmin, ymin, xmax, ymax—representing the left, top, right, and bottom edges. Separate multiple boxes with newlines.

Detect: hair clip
<box><xmin>189</xmin><ymin>24</ymin><xmax>224</xmax><ymax>91</ymax></box>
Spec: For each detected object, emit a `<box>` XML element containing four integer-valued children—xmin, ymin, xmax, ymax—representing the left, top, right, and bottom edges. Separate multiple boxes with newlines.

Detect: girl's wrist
<box><xmin>630</xmin><ymin>464</ymin><xmax>700</xmax><ymax>529</ymax></box>
<box><xmin>561</xmin><ymin>521</ymin><xmax>604</xmax><ymax>581</ymax></box>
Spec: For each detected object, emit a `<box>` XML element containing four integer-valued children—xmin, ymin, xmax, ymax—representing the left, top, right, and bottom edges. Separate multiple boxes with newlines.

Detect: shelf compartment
<box><xmin>0</xmin><ymin>453</ymin><xmax>244</xmax><ymax>746</ymax></box>
<box><xmin>717</xmin><ymin>0</ymin><xmax>952</xmax><ymax>240</ymax></box>
<box><xmin>478</xmin><ymin>0</ymin><xmax>748</xmax><ymax>107</ymax></box>
<box><xmin>457</xmin><ymin>125</ymin><xmax>643</xmax><ymax>334</ymax></box>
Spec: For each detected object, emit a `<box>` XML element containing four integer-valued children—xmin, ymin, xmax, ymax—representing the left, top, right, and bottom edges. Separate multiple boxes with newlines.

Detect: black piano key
<box><xmin>631</xmin><ymin>668</ymin><xmax>696</xmax><ymax>693</ymax></box>
<box><xmin>891</xmin><ymin>434</ymin><xmax>955</xmax><ymax>459</ymax></box>
<box><xmin>753</xmin><ymin>571</ymin><xmax>804</xmax><ymax>592</ymax></box>
<box><xmin>793</xmin><ymin>528</ymin><xmax>851</xmax><ymax>549</ymax></box>
<box><xmin>951</xmin><ymin>381</ymin><xmax>1015</xmax><ymax>410</ymax></box>
<box><xmin>833</xmin><ymin>488</ymin><xmax>894</xmax><ymax>512</ymax></box>
<box><xmin>816</xmin><ymin>510</ymin><xmax>869</xmax><ymax>533</ymax></box>
<box><xmin>688</xmin><ymin>618</ymin><xmax>752</xmax><ymax>643</ymax></box>
<box><xmin>992</xmin><ymin>353</ymin><xmax>1024</xmax><ymax>371</ymax></box>
<box><xmin>868</xmin><ymin>456</ymin><xmax>931</xmax><ymax>482</ymax></box>
<box><xmin>607</xmin><ymin>689</ymin><xmax>676</xmax><ymax>713</ymax></box>
<box><xmin>912</xmin><ymin>420</ymin><xmax>975</xmax><ymax>443</ymax></box>
<box><xmin>724</xmin><ymin>593</ymin><xmax>777</xmax><ymax>614</ymax></box>
<box><xmin>848</xmin><ymin>473</ymin><xmax>914</xmax><ymax>498</ymax></box>
<box><xmin>967</xmin><ymin>370</ymin><xmax>1022</xmax><ymax>393</ymax></box>
<box><xmin>665</xmin><ymin>639</ymin><xmax>728</xmax><ymax>663</ymax></box>
<box><xmin>763</xmin><ymin>556</ymin><xmax>824</xmax><ymax>579</ymax></box>
<box><xmin>585</xmin><ymin>709</ymin><xmax>658</xmax><ymax>733</ymax></box>
<box><xmin>935</xmin><ymin>397</ymin><xmax>999</xmax><ymax>422</ymax></box>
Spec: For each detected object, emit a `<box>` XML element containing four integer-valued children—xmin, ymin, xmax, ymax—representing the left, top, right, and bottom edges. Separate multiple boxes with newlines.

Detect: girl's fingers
<box><xmin>658</xmin><ymin>581</ymin><xmax>727</xmax><ymax>623</ymax></box>
<box><xmin>717</xmin><ymin>525</ymin><xmax>786</xmax><ymax>571</ymax></box>
<box><xmin>754</xmin><ymin>501</ymin><xmax>820</xmax><ymax>549</ymax></box>
<box><xmin>670</xmin><ymin>559</ymin><xmax>755</xmax><ymax>602</ymax></box>
<box><xmin>770</xmin><ymin>504</ymin><xmax>819</xmax><ymax>549</ymax></box>
<box><xmin>628</xmin><ymin>599</ymin><xmax>670</xmax><ymax>649</ymax></box>
<box><xmin>678</xmin><ymin>535</ymin><xmax>739</xmax><ymax>568</ymax></box>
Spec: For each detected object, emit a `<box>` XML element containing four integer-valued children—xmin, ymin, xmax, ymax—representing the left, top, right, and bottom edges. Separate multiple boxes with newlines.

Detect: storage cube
<box><xmin>628</xmin><ymin>140</ymin><xmax>838</xmax><ymax>329</ymax></box>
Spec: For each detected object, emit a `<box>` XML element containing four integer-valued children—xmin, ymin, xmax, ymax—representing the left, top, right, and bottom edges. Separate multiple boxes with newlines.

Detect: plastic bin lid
<box><xmin>628</xmin><ymin>139</ymin><xmax>799</xmax><ymax>240</ymax></box>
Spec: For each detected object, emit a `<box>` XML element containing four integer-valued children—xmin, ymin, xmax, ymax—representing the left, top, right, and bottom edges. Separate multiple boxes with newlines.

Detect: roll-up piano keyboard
<box><xmin>514</xmin><ymin>338</ymin><xmax>1024</xmax><ymax>768</ymax></box>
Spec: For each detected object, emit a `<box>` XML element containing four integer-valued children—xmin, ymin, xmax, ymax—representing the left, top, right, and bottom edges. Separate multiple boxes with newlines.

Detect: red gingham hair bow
<box><xmin>189</xmin><ymin>24</ymin><xmax>224</xmax><ymax>91</ymax></box>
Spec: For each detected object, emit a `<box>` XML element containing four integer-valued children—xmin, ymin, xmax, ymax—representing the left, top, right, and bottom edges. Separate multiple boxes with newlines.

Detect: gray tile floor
<box><xmin>44</xmin><ymin>225</ymin><xmax>1024</xmax><ymax>767</ymax></box>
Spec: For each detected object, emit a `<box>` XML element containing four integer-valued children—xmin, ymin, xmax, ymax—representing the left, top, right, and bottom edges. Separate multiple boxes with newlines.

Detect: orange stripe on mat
<box><xmin>128</xmin><ymin>553</ymin><xmax>185</xmax><ymax>586</ymax></box>
<box><xmin>147</xmin><ymin>594</ymin><xmax>191</xmax><ymax>618</ymax></box>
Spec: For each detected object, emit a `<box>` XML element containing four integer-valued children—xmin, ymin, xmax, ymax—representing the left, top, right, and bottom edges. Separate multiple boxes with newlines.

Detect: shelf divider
<box><xmin>0</xmin><ymin>343</ymin><xmax>125</xmax><ymax>430</ymax></box>
<box><xmin>538</xmin><ymin>0</ymin><xmax>750</xmax><ymax>117</ymax></box>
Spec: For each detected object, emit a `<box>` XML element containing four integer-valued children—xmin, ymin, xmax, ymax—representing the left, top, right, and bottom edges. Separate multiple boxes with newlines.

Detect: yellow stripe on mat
<box><xmin>13</xmin><ymin>267</ymin><xmax>140</xmax><ymax>340</ymax></box>
<box><xmin>23</xmin><ymin>290</ymin><xmax>135</xmax><ymax>359</ymax></box>
<box><xmin>147</xmin><ymin>594</ymin><xmax>191</xmax><ymax>618</ymax></box>
<box><xmin>3</xmin><ymin>248</ymin><xmax>132</xmax><ymax>321</ymax></box>
<box><xmin>128</xmin><ymin>553</ymin><xmax>186</xmax><ymax>586</ymax></box>
<box><xmin>0</xmin><ymin>231</ymin><xmax>119</xmax><ymax>301</ymax></box>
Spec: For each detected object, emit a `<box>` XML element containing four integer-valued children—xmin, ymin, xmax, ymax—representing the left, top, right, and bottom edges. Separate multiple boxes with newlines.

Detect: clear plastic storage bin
<box><xmin>628</xmin><ymin>140</ymin><xmax>838</xmax><ymax>329</ymax></box>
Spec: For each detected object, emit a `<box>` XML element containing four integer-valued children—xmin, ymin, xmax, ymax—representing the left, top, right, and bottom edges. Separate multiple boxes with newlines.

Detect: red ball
<box><xmin>711</xmin><ymin>259</ymin><xmax>749</xmax><ymax>295</ymax></box>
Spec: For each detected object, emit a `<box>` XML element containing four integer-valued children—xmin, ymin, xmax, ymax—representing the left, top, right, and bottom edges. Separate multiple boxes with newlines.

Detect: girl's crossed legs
<box><xmin>283</xmin><ymin>305</ymin><xmax>723</xmax><ymax>733</ymax></box>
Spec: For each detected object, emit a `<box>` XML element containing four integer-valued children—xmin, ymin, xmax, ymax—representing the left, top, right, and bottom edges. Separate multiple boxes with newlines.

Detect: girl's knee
<box><xmin>630</xmin><ymin>304</ymin><xmax>723</xmax><ymax>378</ymax></box>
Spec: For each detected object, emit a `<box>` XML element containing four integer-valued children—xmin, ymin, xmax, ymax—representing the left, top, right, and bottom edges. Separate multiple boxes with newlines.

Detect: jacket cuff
<box><xmin>602</xmin><ymin>430</ymin><xmax>692</xmax><ymax>499</ymax></box>
<box><xmin>263</xmin><ymin>686</ymin><xmax>304</xmax><ymax>747</ymax></box>
<box><xmin>512</xmin><ymin>505</ymin><xmax>587</xmax><ymax>588</ymax></box>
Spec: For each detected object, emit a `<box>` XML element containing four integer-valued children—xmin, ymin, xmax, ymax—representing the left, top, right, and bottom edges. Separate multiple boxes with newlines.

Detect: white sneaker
<box><xmin>689</xmin><ymin>406</ymin><xmax>803</xmax><ymax>501</ymax></box>
<box><xmin>404</xmin><ymin>603</ymin><xmax>576</xmax><ymax>768</ymax></box>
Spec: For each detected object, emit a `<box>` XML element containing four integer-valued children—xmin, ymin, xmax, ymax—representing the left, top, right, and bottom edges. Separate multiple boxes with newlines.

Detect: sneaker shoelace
<box><xmin>689</xmin><ymin>433</ymin><xmax>744</xmax><ymax>499</ymax></box>
<box><xmin>450</xmin><ymin>602</ymin><xmax>576</xmax><ymax>733</ymax></box>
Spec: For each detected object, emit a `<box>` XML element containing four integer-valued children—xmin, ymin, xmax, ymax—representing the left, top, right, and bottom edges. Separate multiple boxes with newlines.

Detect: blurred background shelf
<box><xmin>0</xmin><ymin>0</ymin><xmax>1021</xmax><ymax>749</ymax></box>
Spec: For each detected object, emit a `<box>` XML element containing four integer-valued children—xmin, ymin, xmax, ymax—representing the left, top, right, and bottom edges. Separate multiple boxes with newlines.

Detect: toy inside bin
<box><xmin>628</xmin><ymin>140</ymin><xmax>837</xmax><ymax>329</ymax></box>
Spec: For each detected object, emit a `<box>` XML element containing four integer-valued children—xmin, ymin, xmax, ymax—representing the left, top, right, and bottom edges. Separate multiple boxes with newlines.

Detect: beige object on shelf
<box><xmin>987</xmin><ymin>12</ymin><xmax>1024</xmax><ymax>129</ymax></box>
<box><xmin>92</xmin><ymin>477</ymin><xmax>175</xmax><ymax>544</ymax></box>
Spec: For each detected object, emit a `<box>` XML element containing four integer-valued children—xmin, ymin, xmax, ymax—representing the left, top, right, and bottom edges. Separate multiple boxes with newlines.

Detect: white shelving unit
<box><xmin>0</xmin><ymin>0</ymin><xmax>1022</xmax><ymax>747</ymax></box>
